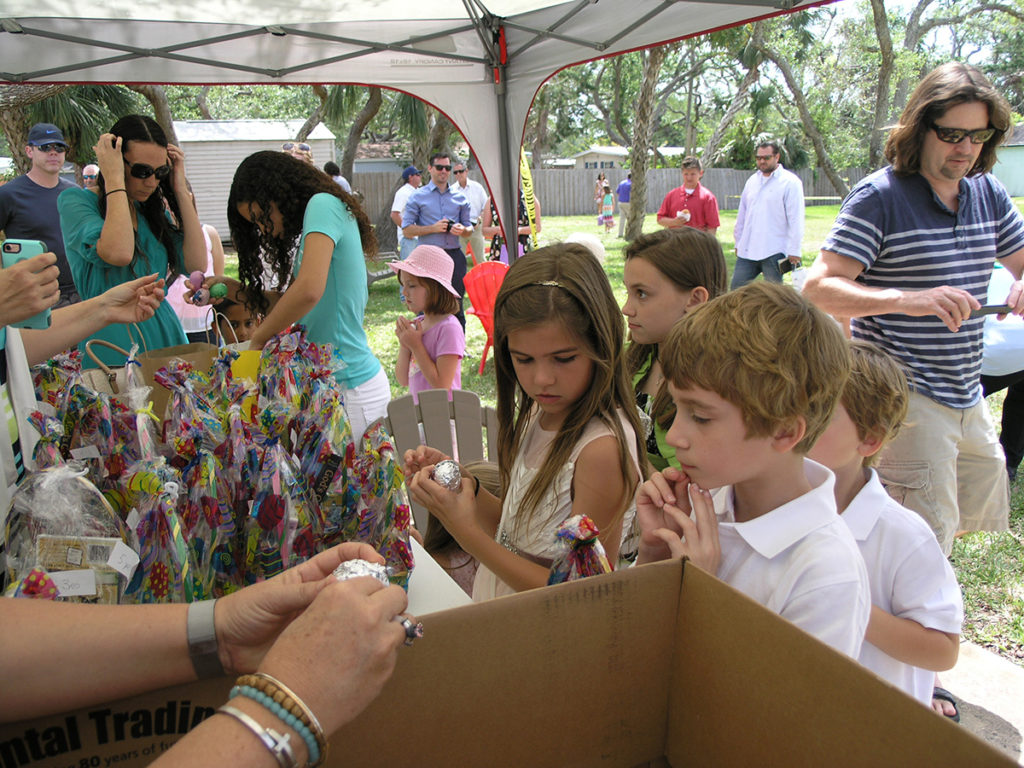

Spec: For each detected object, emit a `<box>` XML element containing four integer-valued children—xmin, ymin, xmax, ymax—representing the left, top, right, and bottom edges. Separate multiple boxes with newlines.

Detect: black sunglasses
<box><xmin>34</xmin><ymin>143</ymin><xmax>68</xmax><ymax>153</ymax></box>
<box><xmin>433</xmin><ymin>164</ymin><xmax>452</xmax><ymax>171</ymax></box>
<box><xmin>929</xmin><ymin>122</ymin><xmax>998</xmax><ymax>145</ymax></box>
<box><xmin>123</xmin><ymin>158</ymin><xmax>171</xmax><ymax>180</ymax></box>
<box><xmin>282</xmin><ymin>142</ymin><xmax>311</xmax><ymax>152</ymax></box>
<box><xmin>453</xmin><ymin>168</ymin><xmax>467</xmax><ymax>174</ymax></box>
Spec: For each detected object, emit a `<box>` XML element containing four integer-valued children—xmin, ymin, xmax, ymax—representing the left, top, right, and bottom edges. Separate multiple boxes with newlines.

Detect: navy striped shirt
<box><xmin>822</xmin><ymin>167</ymin><xmax>1024</xmax><ymax>408</ymax></box>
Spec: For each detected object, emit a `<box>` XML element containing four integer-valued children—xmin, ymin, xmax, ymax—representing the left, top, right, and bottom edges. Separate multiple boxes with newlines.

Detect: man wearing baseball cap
<box><xmin>391</xmin><ymin>165</ymin><xmax>422</xmax><ymax>261</ymax></box>
<box><xmin>0</xmin><ymin>123</ymin><xmax>79</xmax><ymax>306</ymax></box>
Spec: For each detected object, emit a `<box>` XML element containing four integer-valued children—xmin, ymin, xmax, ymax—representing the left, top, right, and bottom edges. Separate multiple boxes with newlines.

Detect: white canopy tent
<box><xmin>1</xmin><ymin>0</ymin><xmax>815</xmax><ymax>243</ymax></box>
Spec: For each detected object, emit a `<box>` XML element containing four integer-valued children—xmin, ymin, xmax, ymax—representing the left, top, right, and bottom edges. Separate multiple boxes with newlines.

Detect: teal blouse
<box><xmin>58</xmin><ymin>186</ymin><xmax>187</xmax><ymax>367</ymax></box>
<box><xmin>292</xmin><ymin>193</ymin><xmax>382</xmax><ymax>388</ymax></box>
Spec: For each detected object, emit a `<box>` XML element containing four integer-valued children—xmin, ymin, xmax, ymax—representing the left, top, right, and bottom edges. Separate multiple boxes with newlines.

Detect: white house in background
<box><xmin>994</xmin><ymin>125</ymin><xmax>1024</xmax><ymax>197</ymax></box>
<box><xmin>572</xmin><ymin>145</ymin><xmax>690</xmax><ymax>170</ymax></box>
<box><xmin>174</xmin><ymin>120</ymin><xmax>336</xmax><ymax>237</ymax></box>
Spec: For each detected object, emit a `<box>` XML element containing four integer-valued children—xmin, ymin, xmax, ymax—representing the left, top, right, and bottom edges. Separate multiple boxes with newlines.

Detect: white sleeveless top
<box><xmin>471</xmin><ymin>407</ymin><xmax>639</xmax><ymax>601</ymax></box>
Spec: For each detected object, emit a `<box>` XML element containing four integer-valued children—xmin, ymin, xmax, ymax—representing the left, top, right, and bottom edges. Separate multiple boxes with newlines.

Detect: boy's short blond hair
<box><xmin>661</xmin><ymin>282</ymin><xmax>850</xmax><ymax>453</ymax></box>
<box><xmin>843</xmin><ymin>340</ymin><xmax>910</xmax><ymax>466</ymax></box>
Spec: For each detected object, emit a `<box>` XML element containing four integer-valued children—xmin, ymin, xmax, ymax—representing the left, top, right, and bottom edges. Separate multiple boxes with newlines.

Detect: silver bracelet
<box><xmin>187</xmin><ymin>599</ymin><xmax>225</xmax><ymax>679</ymax></box>
<box><xmin>218</xmin><ymin>704</ymin><xmax>298</xmax><ymax>768</ymax></box>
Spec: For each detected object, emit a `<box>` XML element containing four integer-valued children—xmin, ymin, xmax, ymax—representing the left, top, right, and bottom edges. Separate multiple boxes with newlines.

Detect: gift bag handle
<box><xmin>213</xmin><ymin>310</ymin><xmax>238</xmax><ymax>345</ymax></box>
<box><xmin>123</xmin><ymin>322</ymin><xmax>149</xmax><ymax>355</ymax></box>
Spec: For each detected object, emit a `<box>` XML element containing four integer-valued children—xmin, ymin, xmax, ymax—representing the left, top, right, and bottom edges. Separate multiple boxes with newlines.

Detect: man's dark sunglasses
<box><xmin>34</xmin><ymin>143</ymin><xmax>68</xmax><ymax>153</ymax></box>
<box><xmin>453</xmin><ymin>168</ymin><xmax>467</xmax><ymax>174</ymax></box>
<box><xmin>124</xmin><ymin>158</ymin><xmax>171</xmax><ymax>180</ymax></box>
<box><xmin>929</xmin><ymin>122</ymin><xmax>998</xmax><ymax>145</ymax></box>
<box><xmin>282</xmin><ymin>142</ymin><xmax>311</xmax><ymax>152</ymax></box>
<box><xmin>433</xmin><ymin>164</ymin><xmax>452</xmax><ymax>171</ymax></box>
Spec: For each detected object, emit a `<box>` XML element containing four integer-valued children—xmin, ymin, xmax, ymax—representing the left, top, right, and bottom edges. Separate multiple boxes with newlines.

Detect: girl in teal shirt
<box><xmin>621</xmin><ymin>228</ymin><xmax>728</xmax><ymax>471</ymax></box>
<box><xmin>59</xmin><ymin>114</ymin><xmax>207</xmax><ymax>366</ymax></box>
<box><xmin>220</xmin><ymin>151</ymin><xmax>389</xmax><ymax>438</ymax></box>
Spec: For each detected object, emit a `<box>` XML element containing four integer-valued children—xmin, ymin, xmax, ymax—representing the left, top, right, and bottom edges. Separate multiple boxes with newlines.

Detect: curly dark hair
<box><xmin>96</xmin><ymin>114</ymin><xmax>184</xmax><ymax>279</ymax></box>
<box><xmin>227</xmin><ymin>150</ymin><xmax>377</xmax><ymax>315</ymax></box>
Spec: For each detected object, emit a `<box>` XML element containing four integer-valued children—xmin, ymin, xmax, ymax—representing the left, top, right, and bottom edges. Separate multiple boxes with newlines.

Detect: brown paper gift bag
<box><xmin>138</xmin><ymin>341</ymin><xmax>218</xmax><ymax>418</ymax></box>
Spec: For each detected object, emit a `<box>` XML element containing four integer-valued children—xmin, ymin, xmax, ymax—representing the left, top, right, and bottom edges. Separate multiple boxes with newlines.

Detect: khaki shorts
<box><xmin>877</xmin><ymin>390</ymin><xmax>1009</xmax><ymax>555</ymax></box>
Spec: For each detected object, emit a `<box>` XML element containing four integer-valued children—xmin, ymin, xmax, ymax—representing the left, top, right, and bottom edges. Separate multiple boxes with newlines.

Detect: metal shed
<box><xmin>174</xmin><ymin>119</ymin><xmax>336</xmax><ymax>237</ymax></box>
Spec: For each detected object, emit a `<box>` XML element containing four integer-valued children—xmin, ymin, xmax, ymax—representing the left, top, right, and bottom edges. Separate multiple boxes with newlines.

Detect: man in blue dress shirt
<box><xmin>402</xmin><ymin>151</ymin><xmax>472</xmax><ymax>328</ymax></box>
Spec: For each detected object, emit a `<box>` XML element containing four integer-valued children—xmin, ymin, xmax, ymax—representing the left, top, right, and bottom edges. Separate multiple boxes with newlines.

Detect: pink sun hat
<box><xmin>389</xmin><ymin>244</ymin><xmax>460</xmax><ymax>297</ymax></box>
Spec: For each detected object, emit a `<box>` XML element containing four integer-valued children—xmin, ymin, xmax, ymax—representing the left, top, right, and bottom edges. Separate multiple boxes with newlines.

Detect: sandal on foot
<box><xmin>933</xmin><ymin>686</ymin><xmax>961</xmax><ymax>723</ymax></box>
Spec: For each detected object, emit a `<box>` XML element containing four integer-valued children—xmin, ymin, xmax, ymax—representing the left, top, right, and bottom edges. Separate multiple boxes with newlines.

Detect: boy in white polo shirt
<box><xmin>637</xmin><ymin>282</ymin><xmax>870</xmax><ymax>657</ymax></box>
<box><xmin>809</xmin><ymin>340</ymin><xmax>963</xmax><ymax>713</ymax></box>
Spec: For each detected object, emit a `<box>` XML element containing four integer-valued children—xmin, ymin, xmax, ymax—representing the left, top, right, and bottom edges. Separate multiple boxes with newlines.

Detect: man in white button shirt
<box><xmin>731</xmin><ymin>140</ymin><xmax>805</xmax><ymax>289</ymax></box>
<box><xmin>391</xmin><ymin>166</ymin><xmax>422</xmax><ymax>260</ymax></box>
<box><xmin>452</xmin><ymin>158</ymin><xmax>488</xmax><ymax>264</ymax></box>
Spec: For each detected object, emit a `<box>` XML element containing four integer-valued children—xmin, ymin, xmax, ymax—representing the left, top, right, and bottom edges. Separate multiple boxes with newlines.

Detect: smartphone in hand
<box><xmin>1</xmin><ymin>239</ymin><xmax>52</xmax><ymax>329</ymax></box>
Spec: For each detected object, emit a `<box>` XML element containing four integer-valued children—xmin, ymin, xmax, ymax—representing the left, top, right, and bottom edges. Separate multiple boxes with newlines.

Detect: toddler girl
<box><xmin>392</xmin><ymin>245</ymin><xmax>465</xmax><ymax>401</ymax></box>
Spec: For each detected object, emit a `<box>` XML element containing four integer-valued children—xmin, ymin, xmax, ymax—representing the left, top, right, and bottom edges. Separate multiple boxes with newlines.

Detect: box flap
<box><xmin>665</xmin><ymin>563</ymin><xmax>1014</xmax><ymax>767</ymax></box>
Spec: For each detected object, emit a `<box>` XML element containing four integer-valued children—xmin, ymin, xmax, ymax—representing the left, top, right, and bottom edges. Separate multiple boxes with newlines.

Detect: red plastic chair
<box><xmin>464</xmin><ymin>261</ymin><xmax>509</xmax><ymax>374</ymax></box>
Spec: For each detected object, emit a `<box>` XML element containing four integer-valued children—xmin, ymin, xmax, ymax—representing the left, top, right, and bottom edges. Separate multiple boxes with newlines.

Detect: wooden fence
<box><xmin>350</xmin><ymin>166</ymin><xmax>869</xmax><ymax>247</ymax></box>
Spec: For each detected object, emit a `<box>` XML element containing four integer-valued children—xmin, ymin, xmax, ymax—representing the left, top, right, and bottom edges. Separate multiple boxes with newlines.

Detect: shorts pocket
<box><xmin>877</xmin><ymin>460</ymin><xmax>930</xmax><ymax>507</ymax></box>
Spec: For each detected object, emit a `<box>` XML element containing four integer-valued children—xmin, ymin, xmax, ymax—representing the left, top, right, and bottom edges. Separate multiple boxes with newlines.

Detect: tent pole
<box><xmin>495</xmin><ymin>65</ymin><xmax>520</xmax><ymax>265</ymax></box>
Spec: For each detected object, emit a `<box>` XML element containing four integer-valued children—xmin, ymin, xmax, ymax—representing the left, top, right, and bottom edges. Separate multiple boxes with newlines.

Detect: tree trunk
<box><xmin>0</xmin><ymin>105</ymin><xmax>32</xmax><ymax>173</ymax></box>
<box><xmin>703</xmin><ymin>62</ymin><xmax>760</xmax><ymax>166</ymax></box>
<box><xmin>626</xmin><ymin>46</ymin><xmax>668</xmax><ymax>241</ymax></box>
<box><xmin>296</xmin><ymin>85</ymin><xmax>328</xmax><ymax>142</ymax></box>
<box><xmin>342</xmin><ymin>87</ymin><xmax>382</xmax><ymax>179</ymax></box>
<box><xmin>755</xmin><ymin>42</ymin><xmax>849</xmax><ymax>198</ymax></box>
<box><xmin>195</xmin><ymin>86</ymin><xmax>213</xmax><ymax>120</ymax></box>
<box><xmin>868</xmin><ymin>0</ymin><xmax>895</xmax><ymax>168</ymax></box>
<box><xmin>128</xmin><ymin>85</ymin><xmax>178</xmax><ymax>144</ymax></box>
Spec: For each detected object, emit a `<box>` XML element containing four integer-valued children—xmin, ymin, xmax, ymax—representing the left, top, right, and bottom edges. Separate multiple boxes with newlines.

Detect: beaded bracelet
<box><xmin>235</xmin><ymin>673</ymin><xmax>327</xmax><ymax>766</ymax></box>
<box><xmin>231</xmin><ymin>685</ymin><xmax>319</xmax><ymax>766</ymax></box>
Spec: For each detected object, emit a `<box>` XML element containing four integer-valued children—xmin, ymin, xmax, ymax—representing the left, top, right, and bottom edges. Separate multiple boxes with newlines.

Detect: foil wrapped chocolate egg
<box><xmin>431</xmin><ymin>459</ymin><xmax>463</xmax><ymax>493</ymax></box>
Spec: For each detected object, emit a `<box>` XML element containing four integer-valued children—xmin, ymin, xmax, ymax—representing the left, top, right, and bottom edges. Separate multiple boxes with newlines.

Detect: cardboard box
<box><xmin>0</xmin><ymin>560</ymin><xmax>1011</xmax><ymax>767</ymax></box>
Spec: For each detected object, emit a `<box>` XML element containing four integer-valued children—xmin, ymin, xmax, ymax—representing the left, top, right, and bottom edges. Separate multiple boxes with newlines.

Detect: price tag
<box><xmin>70</xmin><ymin>445</ymin><xmax>101</xmax><ymax>460</ymax></box>
<box><xmin>66</xmin><ymin>546</ymin><xmax>84</xmax><ymax>566</ymax></box>
<box><xmin>52</xmin><ymin>569</ymin><xmax>97</xmax><ymax>597</ymax></box>
<box><xmin>107</xmin><ymin>541</ymin><xmax>140</xmax><ymax>581</ymax></box>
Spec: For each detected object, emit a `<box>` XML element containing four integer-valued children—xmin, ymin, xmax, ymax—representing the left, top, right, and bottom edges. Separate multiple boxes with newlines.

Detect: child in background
<box><xmin>405</xmin><ymin>244</ymin><xmax>645</xmax><ymax>600</ymax></box>
<box><xmin>215</xmin><ymin>298</ymin><xmax>261</xmax><ymax>345</ymax></box>
<box><xmin>636</xmin><ymin>282</ymin><xmax>870</xmax><ymax>657</ymax></box>
<box><xmin>391</xmin><ymin>245</ymin><xmax>465</xmax><ymax>401</ymax></box>
<box><xmin>602</xmin><ymin>182</ymin><xmax>615</xmax><ymax>234</ymax></box>
<box><xmin>623</xmin><ymin>228</ymin><xmax>728</xmax><ymax>471</ymax></box>
<box><xmin>808</xmin><ymin>340</ymin><xmax>963</xmax><ymax>714</ymax></box>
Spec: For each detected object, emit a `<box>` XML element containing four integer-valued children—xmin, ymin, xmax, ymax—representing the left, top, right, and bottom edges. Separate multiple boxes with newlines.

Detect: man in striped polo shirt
<box><xmin>805</xmin><ymin>62</ymin><xmax>1024</xmax><ymax>556</ymax></box>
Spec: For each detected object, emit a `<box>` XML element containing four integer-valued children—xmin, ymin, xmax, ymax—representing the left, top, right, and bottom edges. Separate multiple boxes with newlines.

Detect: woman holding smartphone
<box><xmin>58</xmin><ymin>114</ymin><xmax>206</xmax><ymax>365</ymax></box>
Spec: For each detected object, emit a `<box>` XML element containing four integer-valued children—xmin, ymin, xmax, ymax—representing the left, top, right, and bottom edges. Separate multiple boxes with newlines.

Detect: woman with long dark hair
<box><xmin>219</xmin><ymin>150</ymin><xmax>389</xmax><ymax>437</ymax></box>
<box><xmin>58</xmin><ymin>114</ymin><xmax>206</xmax><ymax>364</ymax></box>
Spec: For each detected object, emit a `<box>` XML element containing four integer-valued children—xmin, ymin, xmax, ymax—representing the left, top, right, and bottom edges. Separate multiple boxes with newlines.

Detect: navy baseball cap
<box><xmin>402</xmin><ymin>165</ymin><xmax>422</xmax><ymax>181</ymax></box>
<box><xmin>27</xmin><ymin>123</ymin><xmax>68</xmax><ymax>148</ymax></box>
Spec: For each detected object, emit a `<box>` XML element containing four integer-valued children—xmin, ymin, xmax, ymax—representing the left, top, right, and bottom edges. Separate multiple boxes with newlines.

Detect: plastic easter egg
<box><xmin>191</xmin><ymin>287</ymin><xmax>210</xmax><ymax>306</ymax></box>
<box><xmin>210</xmin><ymin>283</ymin><xmax>228</xmax><ymax>299</ymax></box>
<box><xmin>188</xmin><ymin>270</ymin><xmax>205</xmax><ymax>290</ymax></box>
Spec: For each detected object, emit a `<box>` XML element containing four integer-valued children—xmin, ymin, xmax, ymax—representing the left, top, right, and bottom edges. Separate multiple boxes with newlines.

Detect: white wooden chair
<box><xmin>371</xmin><ymin>388</ymin><xmax>498</xmax><ymax>530</ymax></box>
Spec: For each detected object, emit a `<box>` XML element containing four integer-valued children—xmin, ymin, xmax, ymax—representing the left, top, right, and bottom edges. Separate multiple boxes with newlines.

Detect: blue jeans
<box><xmin>730</xmin><ymin>254</ymin><xmax>785</xmax><ymax>290</ymax></box>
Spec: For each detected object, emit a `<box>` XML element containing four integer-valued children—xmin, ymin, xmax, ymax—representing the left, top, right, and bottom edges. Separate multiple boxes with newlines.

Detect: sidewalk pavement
<box><xmin>943</xmin><ymin>641</ymin><xmax>1024</xmax><ymax>764</ymax></box>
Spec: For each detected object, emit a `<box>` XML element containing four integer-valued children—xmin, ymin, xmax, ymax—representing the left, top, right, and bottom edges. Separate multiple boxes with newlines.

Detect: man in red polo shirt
<box><xmin>657</xmin><ymin>156</ymin><xmax>720</xmax><ymax>235</ymax></box>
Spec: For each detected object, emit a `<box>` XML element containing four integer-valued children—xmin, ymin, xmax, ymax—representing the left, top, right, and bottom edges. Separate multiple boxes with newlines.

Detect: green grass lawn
<box><xmin>227</xmin><ymin>201</ymin><xmax>1024</xmax><ymax>666</ymax></box>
